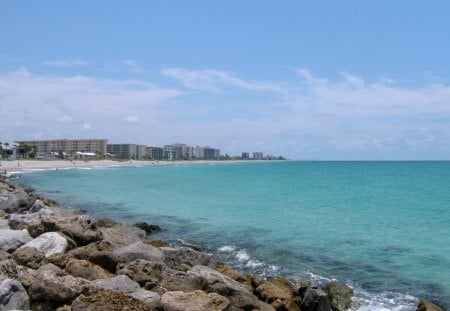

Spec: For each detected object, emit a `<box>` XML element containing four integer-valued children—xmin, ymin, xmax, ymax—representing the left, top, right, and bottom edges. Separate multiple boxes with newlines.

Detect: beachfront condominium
<box><xmin>107</xmin><ymin>143</ymin><xmax>138</xmax><ymax>159</ymax></box>
<box><xmin>253</xmin><ymin>152</ymin><xmax>263</xmax><ymax>160</ymax></box>
<box><xmin>14</xmin><ymin>139</ymin><xmax>108</xmax><ymax>157</ymax></box>
<box><xmin>194</xmin><ymin>146</ymin><xmax>220</xmax><ymax>160</ymax></box>
<box><xmin>145</xmin><ymin>146</ymin><xmax>163</xmax><ymax>160</ymax></box>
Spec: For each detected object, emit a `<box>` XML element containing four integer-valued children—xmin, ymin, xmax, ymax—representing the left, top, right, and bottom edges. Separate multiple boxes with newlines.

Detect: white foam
<box><xmin>236</xmin><ymin>250</ymin><xmax>251</xmax><ymax>262</ymax></box>
<box><xmin>218</xmin><ymin>245</ymin><xmax>237</xmax><ymax>252</ymax></box>
<box><xmin>349</xmin><ymin>289</ymin><xmax>418</xmax><ymax>311</ymax></box>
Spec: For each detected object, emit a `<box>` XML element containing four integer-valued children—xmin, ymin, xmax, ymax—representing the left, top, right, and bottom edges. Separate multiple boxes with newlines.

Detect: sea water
<box><xmin>13</xmin><ymin>161</ymin><xmax>450</xmax><ymax>309</ymax></box>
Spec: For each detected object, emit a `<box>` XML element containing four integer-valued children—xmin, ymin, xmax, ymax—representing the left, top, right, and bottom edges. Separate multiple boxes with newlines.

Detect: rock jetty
<box><xmin>0</xmin><ymin>176</ymin><xmax>446</xmax><ymax>311</ymax></box>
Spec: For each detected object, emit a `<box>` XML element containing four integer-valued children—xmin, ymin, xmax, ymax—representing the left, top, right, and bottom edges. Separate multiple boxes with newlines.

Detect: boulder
<box><xmin>21</xmin><ymin>232</ymin><xmax>69</xmax><ymax>257</ymax></box>
<box><xmin>100</xmin><ymin>225</ymin><xmax>144</xmax><ymax>248</ymax></box>
<box><xmin>161</xmin><ymin>290</ymin><xmax>230</xmax><ymax>311</ymax></box>
<box><xmin>88</xmin><ymin>251</ymin><xmax>120</xmax><ymax>273</ymax></box>
<box><xmin>0</xmin><ymin>218</ymin><xmax>9</xmax><ymax>229</ymax></box>
<box><xmin>256</xmin><ymin>277</ymin><xmax>297</xmax><ymax>303</ymax></box>
<box><xmin>29</xmin><ymin>199</ymin><xmax>47</xmax><ymax>213</ymax></box>
<box><xmin>161</xmin><ymin>246</ymin><xmax>214</xmax><ymax>270</ymax></box>
<box><xmin>0</xmin><ymin>229</ymin><xmax>32</xmax><ymax>251</ymax></box>
<box><xmin>323</xmin><ymin>282</ymin><xmax>353</xmax><ymax>311</ymax></box>
<box><xmin>158</xmin><ymin>269</ymin><xmax>204</xmax><ymax>294</ymax></box>
<box><xmin>113</xmin><ymin>241</ymin><xmax>164</xmax><ymax>262</ymax></box>
<box><xmin>130</xmin><ymin>289</ymin><xmax>161</xmax><ymax>309</ymax></box>
<box><xmin>0</xmin><ymin>188</ymin><xmax>32</xmax><ymax>214</ymax></box>
<box><xmin>12</xmin><ymin>246</ymin><xmax>45</xmax><ymax>269</ymax></box>
<box><xmin>134</xmin><ymin>221</ymin><xmax>161</xmax><ymax>234</ymax></box>
<box><xmin>0</xmin><ymin>259</ymin><xmax>37</xmax><ymax>289</ymax></box>
<box><xmin>64</xmin><ymin>258</ymin><xmax>113</xmax><ymax>281</ymax></box>
<box><xmin>0</xmin><ymin>277</ymin><xmax>30</xmax><ymax>310</ymax></box>
<box><xmin>0</xmin><ymin>250</ymin><xmax>12</xmax><ymax>260</ymax></box>
<box><xmin>68</xmin><ymin>240</ymin><xmax>114</xmax><ymax>260</ymax></box>
<box><xmin>187</xmin><ymin>265</ymin><xmax>274</xmax><ymax>310</ymax></box>
<box><xmin>300</xmin><ymin>286</ymin><xmax>332</xmax><ymax>311</ymax></box>
<box><xmin>417</xmin><ymin>299</ymin><xmax>446</xmax><ymax>311</ymax></box>
<box><xmin>71</xmin><ymin>289</ymin><xmax>152</xmax><ymax>311</ymax></box>
<box><xmin>93</xmin><ymin>275</ymin><xmax>140</xmax><ymax>293</ymax></box>
<box><xmin>29</xmin><ymin>263</ymin><xmax>91</xmax><ymax>304</ymax></box>
<box><xmin>215</xmin><ymin>263</ymin><xmax>262</xmax><ymax>292</ymax></box>
<box><xmin>117</xmin><ymin>259</ymin><xmax>164</xmax><ymax>287</ymax></box>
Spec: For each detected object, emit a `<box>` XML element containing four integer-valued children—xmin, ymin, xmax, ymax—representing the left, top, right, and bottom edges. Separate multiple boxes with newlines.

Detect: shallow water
<box><xmin>14</xmin><ymin>161</ymin><xmax>450</xmax><ymax>309</ymax></box>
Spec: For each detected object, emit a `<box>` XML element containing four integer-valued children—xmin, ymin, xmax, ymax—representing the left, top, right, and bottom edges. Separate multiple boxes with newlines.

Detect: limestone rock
<box><xmin>71</xmin><ymin>289</ymin><xmax>152</xmax><ymax>311</ymax></box>
<box><xmin>300</xmin><ymin>286</ymin><xmax>332</xmax><ymax>311</ymax></box>
<box><xmin>417</xmin><ymin>299</ymin><xmax>446</xmax><ymax>311</ymax></box>
<box><xmin>130</xmin><ymin>289</ymin><xmax>161</xmax><ymax>308</ymax></box>
<box><xmin>114</xmin><ymin>241</ymin><xmax>164</xmax><ymax>262</ymax></box>
<box><xmin>0</xmin><ymin>188</ymin><xmax>31</xmax><ymax>214</ymax></box>
<box><xmin>161</xmin><ymin>246</ymin><xmax>214</xmax><ymax>270</ymax></box>
<box><xmin>100</xmin><ymin>225</ymin><xmax>143</xmax><ymax>248</ymax></box>
<box><xmin>256</xmin><ymin>277</ymin><xmax>297</xmax><ymax>303</ymax></box>
<box><xmin>12</xmin><ymin>246</ymin><xmax>45</xmax><ymax>269</ymax></box>
<box><xmin>0</xmin><ymin>277</ymin><xmax>30</xmax><ymax>310</ymax></box>
<box><xmin>117</xmin><ymin>259</ymin><xmax>164</xmax><ymax>287</ymax></box>
<box><xmin>93</xmin><ymin>275</ymin><xmax>140</xmax><ymax>293</ymax></box>
<box><xmin>0</xmin><ymin>229</ymin><xmax>32</xmax><ymax>251</ymax></box>
<box><xmin>323</xmin><ymin>282</ymin><xmax>353</xmax><ymax>311</ymax></box>
<box><xmin>161</xmin><ymin>290</ymin><xmax>230</xmax><ymax>311</ymax></box>
<box><xmin>88</xmin><ymin>250</ymin><xmax>120</xmax><ymax>273</ymax></box>
<box><xmin>134</xmin><ymin>221</ymin><xmax>161</xmax><ymax>234</ymax></box>
<box><xmin>64</xmin><ymin>258</ymin><xmax>113</xmax><ymax>281</ymax></box>
<box><xmin>158</xmin><ymin>269</ymin><xmax>204</xmax><ymax>294</ymax></box>
<box><xmin>21</xmin><ymin>232</ymin><xmax>69</xmax><ymax>257</ymax></box>
<box><xmin>68</xmin><ymin>240</ymin><xmax>114</xmax><ymax>260</ymax></box>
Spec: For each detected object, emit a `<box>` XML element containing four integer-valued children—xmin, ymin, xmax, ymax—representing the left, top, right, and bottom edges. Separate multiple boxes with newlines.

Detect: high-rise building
<box><xmin>107</xmin><ymin>144</ymin><xmax>137</xmax><ymax>158</ymax></box>
<box><xmin>14</xmin><ymin>139</ymin><xmax>107</xmax><ymax>157</ymax></box>
<box><xmin>241</xmin><ymin>152</ymin><xmax>249</xmax><ymax>160</ymax></box>
<box><xmin>253</xmin><ymin>152</ymin><xmax>263</xmax><ymax>160</ymax></box>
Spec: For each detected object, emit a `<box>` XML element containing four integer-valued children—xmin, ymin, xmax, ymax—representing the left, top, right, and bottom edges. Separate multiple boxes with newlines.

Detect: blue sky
<box><xmin>1</xmin><ymin>1</ymin><xmax>450</xmax><ymax>160</ymax></box>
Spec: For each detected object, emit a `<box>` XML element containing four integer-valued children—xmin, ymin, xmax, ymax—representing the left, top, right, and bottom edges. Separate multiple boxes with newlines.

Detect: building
<box><xmin>136</xmin><ymin>145</ymin><xmax>147</xmax><ymax>160</ymax></box>
<box><xmin>253</xmin><ymin>152</ymin><xmax>263</xmax><ymax>160</ymax></box>
<box><xmin>107</xmin><ymin>144</ymin><xmax>137</xmax><ymax>159</ymax></box>
<box><xmin>14</xmin><ymin>139</ymin><xmax>107</xmax><ymax>158</ymax></box>
<box><xmin>163</xmin><ymin>143</ymin><xmax>193</xmax><ymax>160</ymax></box>
<box><xmin>145</xmin><ymin>146</ymin><xmax>163</xmax><ymax>160</ymax></box>
<box><xmin>241</xmin><ymin>152</ymin><xmax>250</xmax><ymax>160</ymax></box>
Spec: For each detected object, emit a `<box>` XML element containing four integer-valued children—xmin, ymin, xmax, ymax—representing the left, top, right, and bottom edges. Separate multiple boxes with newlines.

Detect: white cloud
<box><xmin>124</xmin><ymin>116</ymin><xmax>141</xmax><ymax>123</ymax></box>
<box><xmin>42</xmin><ymin>59</ymin><xmax>89</xmax><ymax>67</ymax></box>
<box><xmin>82</xmin><ymin>123</ymin><xmax>92</xmax><ymax>130</ymax></box>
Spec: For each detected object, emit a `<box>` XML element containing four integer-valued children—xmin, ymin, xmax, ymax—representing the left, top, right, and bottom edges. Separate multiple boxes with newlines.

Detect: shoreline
<box><xmin>0</xmin><ymin>174</ymin><xmax>446</xmax><ymax>310</ymax></box>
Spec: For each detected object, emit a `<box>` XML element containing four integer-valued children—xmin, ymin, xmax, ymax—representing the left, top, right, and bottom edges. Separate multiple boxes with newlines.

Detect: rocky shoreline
<box><xmin>0</xmin><ymin>176</ymin><xmax>445</xmax><ymax>311</ymax></box>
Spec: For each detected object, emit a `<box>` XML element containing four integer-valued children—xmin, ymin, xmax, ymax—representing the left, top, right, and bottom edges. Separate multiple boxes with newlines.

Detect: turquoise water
<box><xmin>13</xmin><ymin>161</ymin><xmax>450</xmax><ymax>310</ymax></box>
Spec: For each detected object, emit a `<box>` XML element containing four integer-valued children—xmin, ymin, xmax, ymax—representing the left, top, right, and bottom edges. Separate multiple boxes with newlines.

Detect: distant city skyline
<box><xmin>1</xmin><ymin>1</ymin><xmax>450</xmax><ymax>160</ymax></box>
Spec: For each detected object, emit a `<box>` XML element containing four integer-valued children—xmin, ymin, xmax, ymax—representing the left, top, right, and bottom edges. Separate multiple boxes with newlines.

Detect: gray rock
<box><xmin>30</xmin><ymin>199</ymin><xmax>47</xmax><ymax>213</ymax></box>
<box><xmin>187</xmin><ymin>265</ymin><xmax>273</xmax><ymax>310</ymax></box>
<box><xmin>323</xmin><ymin>282</ymin><xmax>353</xmax><ymax>311</ymax></box>
<box><xmin>300</xmin><ymin>286</ymin><xmax>332</xmax><ymax>311</ymax></box>
<box><xmin>0</xmin><ymin>218</ymin><xmax>9</xmax><ymax>229</ymax></box>
<box><xmin>21</xmin><ymin>231</ymin><xmax>69</xmax><ymax>257</ymax></box>
<box><xmin>113</xmin><ymin>241</ymin><xmax>164</xmax><ymax>262</ymax></box>
<box><xmin>93</xmin><ymin>275</ymin><xmax>140</xmax><ymax>293</ymax></box>
<box><xmin>0</xmin><ymin>229</ymin><xmax>32</xmax><ymax>251</ymax></box>
<box><xmin>88</xmin><ymin>251</ymin><xmax>120</xmax><ymax>273</ymax></box>
<box><xmin>417</xmin><ymin>299</ymin><xmax>446</xmax><ymax>311</ymax></box>
<box><xmin>0</xmin><ymin>188</ymin><xmax>31</xmax><ymax>214</ymax></box>
<box><xmin>130</xmin><ymin>289</ymin><xmax>161</xmax><ymax>308</ymax></box>
<box><xmin>71</xmin><ymin>289</ymin><xmax>152</xmax><ymax>311</ymax></box>
<box><xmin>64</xmin><ymin>258</ymin><xmax>113</xmax><ymax>281</ymax></box>
<box><xmin>0</xmin><ymin>277</ymin><xmax>30</xmax><ymax>310</ymax></box>
<box><xmin>161</xmin><ymin>246</ymin><xmax>214</xmax><ymax>270</ymax></box>
<box><xmin>99</xmin><ymin>226</ymin><xmax>143</xmax><ymax>248</ymax></box>
<box><xmin>117</xmin><ymin>259</ymin><xmax>164</xmax><ymax>287</ymax></box>
<box><xmin>134</xmin><ymin>221</ymin><xmax>161</xmax><ymax>234</ymax></box>
<box><xmin>12</xmin><ymin>246</ymin><xmax>45</xmax><ymax>269</ymax></box>
<box><xmin>161</xmin><ymin>290</ymin><xmax>229</xmax><ymax>311</ymax></box>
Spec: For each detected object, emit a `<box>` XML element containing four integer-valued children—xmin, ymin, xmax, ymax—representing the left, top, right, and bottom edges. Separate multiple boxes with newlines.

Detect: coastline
<box><xmin>0</xmin><ymin>172</ymin><xmax>446</xmax><ymax>310</ymax></box>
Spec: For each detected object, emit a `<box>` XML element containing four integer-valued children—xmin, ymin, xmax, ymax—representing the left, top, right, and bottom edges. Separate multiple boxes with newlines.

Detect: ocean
<box><xmin>12</xmin><ymin>161</ymin><xmax>450</xmax><ymax>310</ymax></box>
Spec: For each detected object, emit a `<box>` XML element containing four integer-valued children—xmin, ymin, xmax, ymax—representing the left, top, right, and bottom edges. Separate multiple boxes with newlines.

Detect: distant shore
<box><xmin>0</xmin><ymin>159</ymin><xmax>262</xmax><ymax>174</ymax></box>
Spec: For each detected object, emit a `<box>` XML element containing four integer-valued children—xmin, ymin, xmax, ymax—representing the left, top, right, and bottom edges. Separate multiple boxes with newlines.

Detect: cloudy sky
<box><xmin>1</xmin><ymin>1</ymin><xmax>450</xmax><ymax>160</ymax></box>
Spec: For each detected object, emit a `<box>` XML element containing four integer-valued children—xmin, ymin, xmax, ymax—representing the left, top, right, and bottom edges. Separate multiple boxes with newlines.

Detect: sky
<box><xmin>1</xmin><ymin>1</ymin><xmax>450</xmax><ymax>160</ymax></box>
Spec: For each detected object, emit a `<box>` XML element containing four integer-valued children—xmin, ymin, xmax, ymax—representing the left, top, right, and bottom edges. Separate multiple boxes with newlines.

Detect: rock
<box><xmin>88</xmin><ymin>251</ymin><xmax>120</xmax><ymax>273</ymax></box>
<box><xmin>145</xmin><ymin>238</ymin><xmax>170</xmax><ymax>247</ymax></box>
<box><xmin>71</xmin><ymin>289</ymin><xmax>152</xmax><ymax>311</ymax></box>
<box><xmin>0</xmin><ymin>188</ymin><xmax>32</xmax><ymax>214</ymax></box>
<box><xmin>0</xmin><ymin>250</ymin><xmax>12</xmax><ymax>260</ymax></box>
<box><xmin>100</xmin><ymin>226</ymin><xmax>143</xmax><ymax>248</ymax></box>
<box><xmin>93</xmin><ymin>275</ymin><xmax>140</xmax><ymax>293</ymax></box>
<box><xmin>68</xmin><ymin>240</ymin><xmax>114</xmax><ymax>260</ymax></box>
<box><xmin>117</xmin><ymin>259</ymin><xmax>164</xmax><ymax>287</ymax></box>
<box><xmin>256</xmin><ymin>277</ymin><xmax>297</xmax><ymax>303</ymax></box>
<box><xmin>161</xmin><ymin>246</ymin><xmax>214</xmax><ymax>270</ymax></box>
<box><xmin>158</xmin><ymin>269</ymin><xmax>204</xmax><ymax>294</ymax></box>
<box><xmin>0</xmin><ymin>277</ymin><xmax>30</xmax><ymax>310</ymax></box>
<box><xmin>29</xmin><ymin>263</ymin><xmax>90</xmax><ymax>304</ymax></box>
<box><xmin>323</xmin><ymin>282</ymin><xmax>353</xmax><ymax>311</ymax></box>
<box><xmin>134</xmin><ymin>221</ymin><xmax>161</xmax><ymax>234</ymax></box>
<box><xmin>0</xmin><ymin>229</ymin><xmax>32</xmax><ymax>251</ymax></box>
<box><xmin>215</xmin><ymin>263</ymin><xmax>262</xmax><ymax>292</ymax></box>
<box><xmin>161</xmin><ymin>290</ymin><xmax>230</xmax><ymax>311</ymax></box>
<box><xmin>64</xmin><ymin>258</ymin><xmax>113</xmax><ymax>281</ymax></box>
<box><xmin>12</xmin><ymin>246</ymin><xmax>45</xmax><ymax>269</ymax></box>
<box><xmin>21</xmin><ymin>232</ymin><xmax>69</xmax><ymax>257</ymax></box>
<box><xmin>30</xmin><ymin>199</ymin><xmax>47</xmax><ymax>213</ymax></box>
<box><xmin>130</xmin><ymin>289</ymin><xmax>161</xmax><ymax>309</ymax></box>
<box><xmin>0</xmin><ymin>218</ymin><xmax>9</xmax><ymax>229</ymax></box>
<box><xmin>114</xmin><ymin>241</ymin><xmax>164</xmax><ymax>262</ymax></box>
<box><xmin>42</xmin><ymin>253</ymin><xmax>71</xmax><ymax>268</ymax></box>
<box><xmin>417</xmin><ymin>299</ymin><xmax>446</xmax><ymax>311</ymax></box>
<box><xmin>95</xmin><ymin>217</ymin><xmax>120</xmax><ymax>228</ymax></box>
<box><xmin>300</xmin><ymin>286</ymin><xmax>332</xmax><ymax>311</ymax></box>
<box><xmin>187</xmin><ymin>265</ymin><xmax>274</xmax><ymax>310</ymax></box>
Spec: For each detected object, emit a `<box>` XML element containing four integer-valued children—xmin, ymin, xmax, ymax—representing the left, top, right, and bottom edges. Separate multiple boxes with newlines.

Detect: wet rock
<box><xmin>88</xmin><ymin>251</ymin><xmax>120</xmax><ymax>273</ymax></box>
<box><xmin>215</xmin><ymin>262</ymin><xmax>262</xmax><ymax>292</ymax></box>
<box><xmin>134</xmin><ymin>221</ymin><xmax>161</xmax><ymax>234</ymax></box>
<box><xmin>145</xmin><ymin>238</ymin><xmax>170</xmax><ymax>247</ymax></box>
<box><xmin>64</xmin><ymin>258</ymin><xmax>113</xmax><ymax>281</ymax></box>
<box><xmin>161</xmin><ymin>246</ymin><xmax>214</xmax><ymax>270</ymax></box>
<box><xmin>93</xmin><ymin>275</ymin><xmax>140</xmax><ymax>293</ymax></box>
<box><xmin>29</xmin><ymin>263</ymin><xmax>91</xmax><ymax>305</ymax></box>
<box><xmin>323</xmin><ymin>282</ymin><xmax>353</xmax><ymax>311</ymax></box>
<box><xmin>117</xmin><ymin>259</ymin><xmax>164</xmax><ymax>287</ymax></box>
<box><xmin>161</xmin><ymin>290</ymin><xmax>230</xmax><ymax>311</ymax></box>
<box><xmin>71</xmin><ymin>288</ymin><xmax>152</xmax><ymax>311</ymax></box>
<box><xmin>417</xmin><ymin>299</ymin><xmax>446</xmax><ymax>311</ymax></box>
<box><xmin>300</xmin><ymin>286</ymin><xmax>332</xmax><ymax>311</ymax></box>
<box><xmin>0</xmin><ymin>229</ymin><xmax>32</xmax><ymax>251</ymax></box>
<box><xmin>0</xmin><ymin>277</ymin><xmax>30</xmax><ymax>310</ymax></box>
<box><xmin>12</xmin><ymin>246</ymin><xmax>45</xmax><ymax>269</ymax></box>
<box><xmin>256</xmin><ymin>277</ymin><xmax>297</xmax><ymax>303</ymax></box>
<box><xmin>114</xmin><ymin>241</ymin><xmax>164</xmax><ymax>262</ymax></box>
<box><xmin>21</xmin><ymin>232</ymin><xmax>69</xmax><ymax>257</ymax></box>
